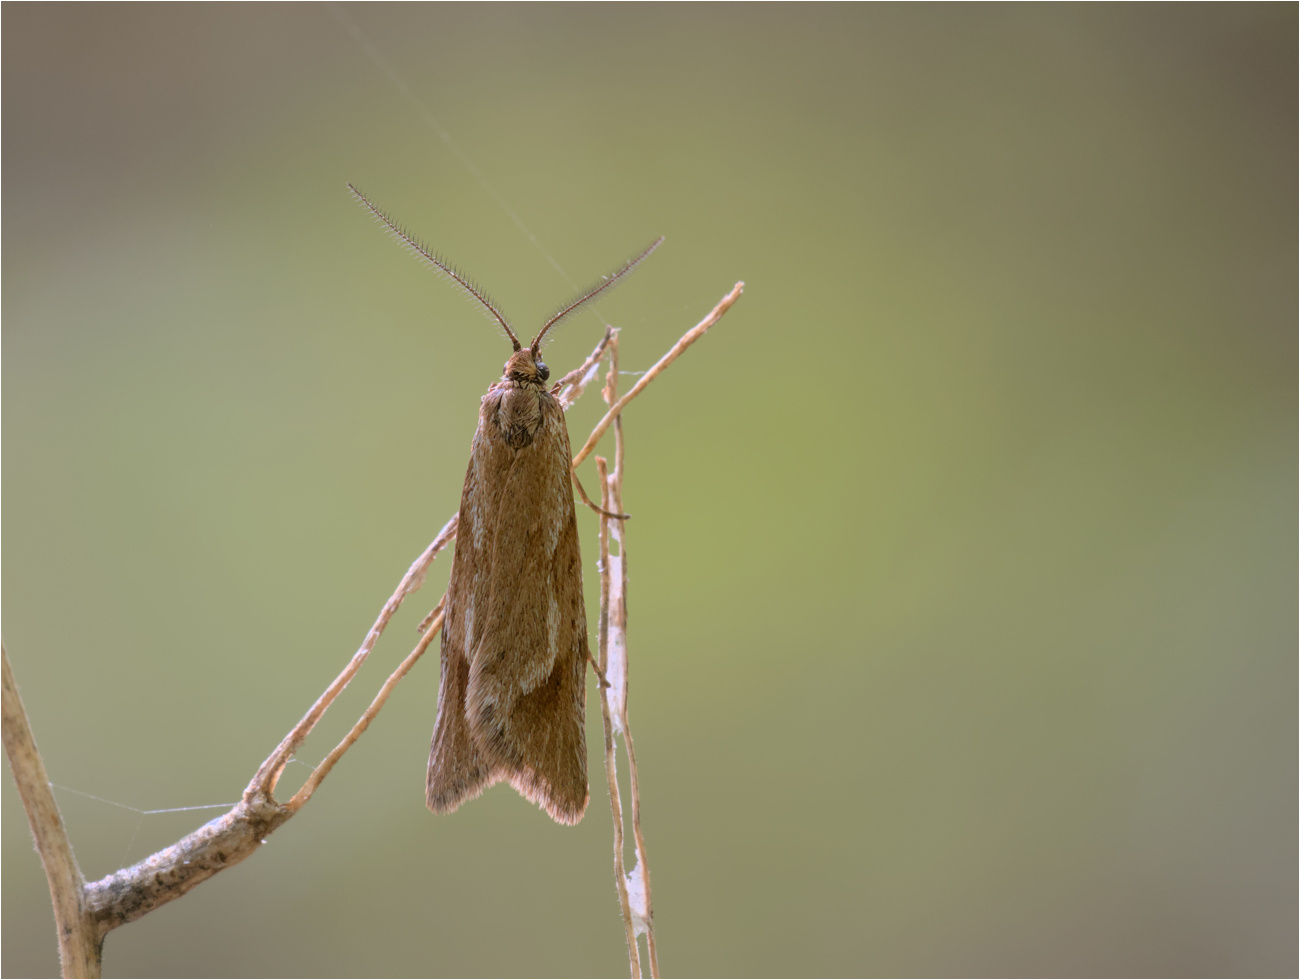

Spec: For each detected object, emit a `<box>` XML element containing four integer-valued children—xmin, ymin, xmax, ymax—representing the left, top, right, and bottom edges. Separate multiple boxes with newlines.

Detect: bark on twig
<box><xmin>83</xmin><ymin>795</ymin><xmax>290</xmax><ymax>931</ymax></box>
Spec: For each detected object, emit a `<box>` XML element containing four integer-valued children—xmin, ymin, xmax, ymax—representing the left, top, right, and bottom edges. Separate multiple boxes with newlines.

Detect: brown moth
<box><xmin>349</xmin><ymin>184</ymin><xmax>660</xmax><ymax>824</ymax></box>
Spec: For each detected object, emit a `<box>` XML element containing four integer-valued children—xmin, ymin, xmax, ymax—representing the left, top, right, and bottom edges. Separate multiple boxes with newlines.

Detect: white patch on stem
<box><xmin>625</xmin><ymin>859</ymin><xmax>649</xmax><ymax>937</ymax></box>
<box><xmin>604</xmin><ymin>551</ymin><xmax>627</xmax><ymax>733</ymax></box>
<box><xmin>576</xmin><ymin>359</ymin><xmax>602</xmax><ymax>394</ymax></box>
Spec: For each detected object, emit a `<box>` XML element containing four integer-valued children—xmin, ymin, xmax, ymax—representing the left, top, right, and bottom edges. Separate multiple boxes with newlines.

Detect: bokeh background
<box><xmin>4</xmin><ymin>5</ymin><xmax>1295</xmax><ymax>977</ymax></box>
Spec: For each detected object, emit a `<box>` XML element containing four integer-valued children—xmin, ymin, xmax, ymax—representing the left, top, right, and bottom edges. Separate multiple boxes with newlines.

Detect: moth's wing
<box><xmin>466</xmin><ymin>392</ymin><xmax>590</xmax><ymax>824</ymax></box>
<box><xmin>426</xmin><ymin>415</ymin><xmax>515</xmax><ymax>814</ymax></box>
<box><xmin>427</xmin><ymin>615</ymin><xmax>502</xmax><ymax>813</ymax></box>
<box><xmin>493</xmin><ymin>531</ymin><xmax>590</xmax><ymax>825</ymax></box>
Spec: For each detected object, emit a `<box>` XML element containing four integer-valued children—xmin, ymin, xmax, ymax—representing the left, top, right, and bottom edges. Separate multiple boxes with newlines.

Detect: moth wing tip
<box><xmin>503</xmin><ymin>768</ymin><xmax>590</xmax><ymax>826</ymax></box>
<box><xmin>425</xmin><ymin>762</ymin><xmax>503</xmax><ymax>815</ymax></box>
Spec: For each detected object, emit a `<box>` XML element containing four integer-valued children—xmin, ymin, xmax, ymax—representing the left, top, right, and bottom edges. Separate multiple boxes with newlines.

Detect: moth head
<box><xmin>503</xmin><ymin>349</ymin><xmax>549</xmax><ymax>385</ymax></box>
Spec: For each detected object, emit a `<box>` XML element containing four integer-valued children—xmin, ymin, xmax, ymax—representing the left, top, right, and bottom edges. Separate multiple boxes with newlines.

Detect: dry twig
<box><xmin>2</xmin><ymin>645</ymin><xmax>99</xmax><ymax>976</ymax></box>
<box><xmin>596</xmin><ymin>384</ymin><xmax>641</xmax><ymax>976</ymax></box>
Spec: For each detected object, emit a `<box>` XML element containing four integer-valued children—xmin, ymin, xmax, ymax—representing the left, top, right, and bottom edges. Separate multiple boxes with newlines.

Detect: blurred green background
<box><xmin>4</xmin><ymin>5</ymin><xmax>1295</xmax><ymax>977</ymax></box>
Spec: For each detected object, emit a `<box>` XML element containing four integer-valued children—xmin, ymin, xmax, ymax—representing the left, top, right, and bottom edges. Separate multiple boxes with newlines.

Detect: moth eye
<box><xmin>537</xmin><ymin>361</ymin><xmax>550</xmax><ymax>382</ymax></box>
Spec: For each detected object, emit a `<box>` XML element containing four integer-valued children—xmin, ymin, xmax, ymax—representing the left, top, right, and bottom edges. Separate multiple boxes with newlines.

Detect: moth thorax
<box><xmin>503</xmin><ymin>349</ymin><xmax>549</xmax><ymax>385</ymax></box>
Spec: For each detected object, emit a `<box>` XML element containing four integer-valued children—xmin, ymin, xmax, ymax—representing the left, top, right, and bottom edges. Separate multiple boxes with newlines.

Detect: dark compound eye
<box><xmin>536</xmin><ymin>360</ymin><xmax>549</xmax><ymax>382</ymax></box>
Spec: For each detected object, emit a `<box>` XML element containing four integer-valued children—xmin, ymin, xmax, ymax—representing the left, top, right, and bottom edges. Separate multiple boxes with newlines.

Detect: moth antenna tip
<box><xmin>530</xmin><ymin>236</ymin><xmax>663</xmax><ymax>349</ymax></box>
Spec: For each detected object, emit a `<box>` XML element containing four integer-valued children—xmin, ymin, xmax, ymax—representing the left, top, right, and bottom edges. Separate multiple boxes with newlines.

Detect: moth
<box><xmin>350</xmin><ymin>184</ymin><xmax>660</xmax><ymax>824</ymax></box>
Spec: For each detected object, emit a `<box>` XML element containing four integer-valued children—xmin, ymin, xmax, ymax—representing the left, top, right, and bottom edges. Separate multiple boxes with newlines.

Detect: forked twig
<box><xmin>290</xmin><ymin>596</ymin><xmax>446</xmax><ymax>809</ymax></box>
<box><xmin>3</xmin><ymin>283</ymin><xmax>743</xmax><ymax>978</ymax></box>
<box><xmin>255</xmin><ymin>515</ymin><xmax>459</xmax><ymax>808</ymax></box>
<box><xmin>76</xmin><ymin>519</ymin><xmax>462</xmax><ymax>939</ymax></box>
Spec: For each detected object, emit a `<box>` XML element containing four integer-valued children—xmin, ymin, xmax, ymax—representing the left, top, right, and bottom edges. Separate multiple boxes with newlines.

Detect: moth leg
<box><xmin>586</xmin><ymin>650</ymin><xmax>611</xmax><ymax>689</ymax></box>
<box><xmin>571</xmin><ymin>467</ymin><xmax>629</xmax><ymax>520</ymax></box>
<box><xmin>416</xmin><ymin>604</ymin><xmax>441</xmax><ymax>635</ymax></box>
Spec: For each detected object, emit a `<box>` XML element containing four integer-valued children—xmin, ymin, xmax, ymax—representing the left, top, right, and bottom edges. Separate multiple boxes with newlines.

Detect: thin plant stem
<box><xmin>604</xmin><ymin>339</ymin><xmax>660</xmax><ymax>977</ymax></box>
<box><xmin>2</xmin><ymin>645</ymin><xmax>101</xmax><ymax>977</ymax></box>
<box><xmin>597</xmin><ymin>450</ymin><xmax>641</xmax><ymax>978</ymax></box>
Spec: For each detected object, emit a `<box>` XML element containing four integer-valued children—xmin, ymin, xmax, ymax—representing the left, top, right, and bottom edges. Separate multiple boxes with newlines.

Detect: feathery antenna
<box><xmin>530</xmin><ymin>237</ymin><xmax>665</xmax><ymax>352</ymax></box>
<box><xmin>348</xmin><ymin>183</ymin><xmax>522</xmax><ymax>350</ymax></box>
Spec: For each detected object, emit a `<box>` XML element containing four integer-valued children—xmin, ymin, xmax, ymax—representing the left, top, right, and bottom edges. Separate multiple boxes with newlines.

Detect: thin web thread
<box><xmin>51</xmin><ymin>784</ymin><xmax>240</xmax><ymax>868</ymax></box>
<box><xmin>329</xmin><ymin>3</ymin><xmax>580</xmax><ymax>294</ymax></box>
<box><xmin>51</xmin><ymin>784</ymin><xmax>236</xmax><ymax>814</ymax></box>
